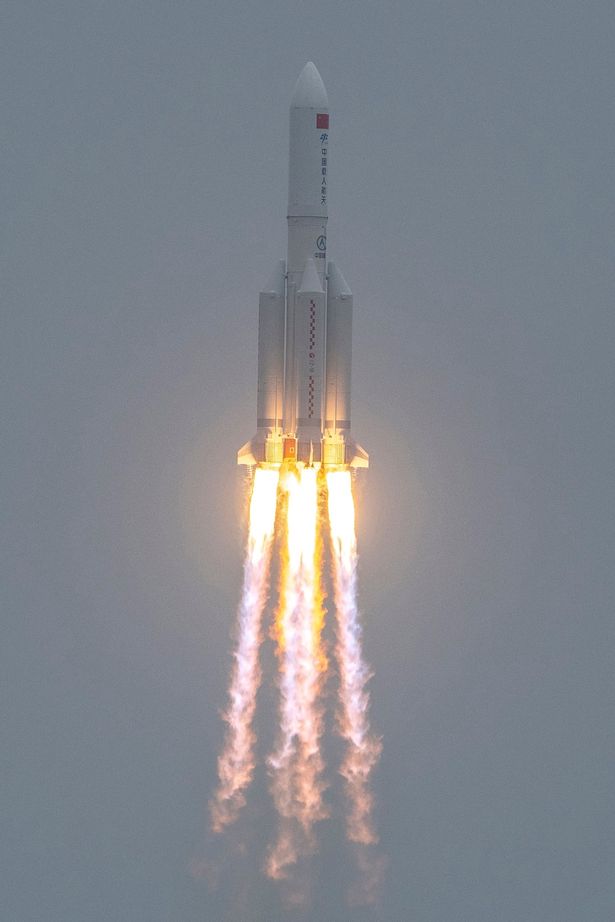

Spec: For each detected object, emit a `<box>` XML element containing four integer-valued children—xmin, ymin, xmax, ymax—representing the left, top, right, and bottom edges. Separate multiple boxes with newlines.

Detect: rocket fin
<box><xmin>346</xmin><ymin>438</ymin><xmax>369</xmax><ymax>469</ymax></box>
<box><xmin>237</xmin><ymin>439</ymin><xmax>258</xmax><ymax>466</ymax></box>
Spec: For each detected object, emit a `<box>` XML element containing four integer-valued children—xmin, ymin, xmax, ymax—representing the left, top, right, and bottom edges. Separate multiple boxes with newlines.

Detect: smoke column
<box><xmin>327</xmin><ymin>471</ymin><xmax>382</xmax><ymax>848</ymax></box>
<box><xmin>266</xmin><ymin>467</ymin><xmax>328</xmax><ymax>879</ymax></box>
<box><xmin>209</xmin><ymin>466</ymin><xmax>382</xmax><ymax>903</ymax></box>
<box><xmin>210</xmin><ymin>468</ymin><xmax>279</xmax><ymax>832</ymax></box>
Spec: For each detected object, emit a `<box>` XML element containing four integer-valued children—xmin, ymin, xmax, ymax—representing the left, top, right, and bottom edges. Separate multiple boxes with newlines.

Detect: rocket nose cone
<box><xmin>291</xmin><ymin>61</ymin><xmax>328</xmax><ymax>109</ymax></box>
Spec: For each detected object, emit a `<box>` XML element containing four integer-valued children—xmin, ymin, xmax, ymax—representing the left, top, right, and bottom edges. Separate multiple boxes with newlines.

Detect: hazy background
<box><xmin>3</xmin><ymin>2</ymin><xmax>614</xmax><ymax>920</ymax></box>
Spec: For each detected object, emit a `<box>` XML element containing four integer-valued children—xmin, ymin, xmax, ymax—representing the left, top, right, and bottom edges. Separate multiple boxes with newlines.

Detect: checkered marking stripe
<box><xmin>308</xmin><ymin>300</ymin><xmax>316</xmax><ymax>418</ymax></box>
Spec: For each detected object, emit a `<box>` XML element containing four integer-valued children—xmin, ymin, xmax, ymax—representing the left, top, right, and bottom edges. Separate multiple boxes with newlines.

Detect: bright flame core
<box><xmin>327</xmin><ymin>470</ymin><xmax>356</xmax><ymax>568</ymax></box>
<box><xmin>284</xmin><ymin>466</ymin><xmax>318</xmax><ymax>571</ymax></box>
<box><xmin>248</xmin><ymin>467</ymin><xmax>279</xmax><ymax>564</ymax></box>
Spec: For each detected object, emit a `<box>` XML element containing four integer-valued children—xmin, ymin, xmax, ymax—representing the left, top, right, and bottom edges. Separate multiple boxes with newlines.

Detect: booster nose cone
<box><xmin>291</xmin><ymin>61</ymin><xmax>328</xmax><ymax>110</ymax></box>
<box><xmin>263</xmin><ymin>259</ymin><xmax>286</xmax><ymax>297</ymax></box>
<box><xmin>298</xmin><ymin>257</ymin><xmax>324</xmax><ymax>294</ymax></box>
<box><xmin>327</xmin><ymin>262</ymin><xmax>352</xmax><ymax>299</ymax></box>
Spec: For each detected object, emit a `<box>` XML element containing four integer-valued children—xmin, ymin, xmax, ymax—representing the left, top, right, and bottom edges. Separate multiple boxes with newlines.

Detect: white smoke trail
<box><xmin>266</xmin><ymin>467</ymin><xmax>328</xmax><ymax>881</ymax></box>
<box><xmin>327</xmin><ymin>471</ymin><xmax>382</xmax><ymax>854</ymax></box>
<box><xmin>210</xmin><ymin>468</ymin><xmax>279</xmax><ymax>833</ymax></box>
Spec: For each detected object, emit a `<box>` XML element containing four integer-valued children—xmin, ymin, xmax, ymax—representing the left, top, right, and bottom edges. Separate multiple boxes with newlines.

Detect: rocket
<box><xmin>238</xmin><ymin>62</ymin><xmax>368</xmax><ymax>469</ymax></box>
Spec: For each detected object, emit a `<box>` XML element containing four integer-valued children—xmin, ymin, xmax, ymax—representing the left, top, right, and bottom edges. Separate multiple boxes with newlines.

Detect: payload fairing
<box><xmin>238</xmin><ymin>63</ymin><xmax>368</xmax><ymax>469</ymax></box>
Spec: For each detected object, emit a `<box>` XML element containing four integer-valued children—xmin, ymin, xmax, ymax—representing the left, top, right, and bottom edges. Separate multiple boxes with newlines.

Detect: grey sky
<box><xmin>3</xmin><ymin>2</ymin><xmax>614</xmax><ymax>920</ymax></box>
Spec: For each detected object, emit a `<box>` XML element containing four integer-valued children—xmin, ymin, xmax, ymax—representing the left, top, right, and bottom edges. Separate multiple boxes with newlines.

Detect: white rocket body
<box><xmin>238</xmin><ymin>63</ymin><xmax>367</xmax><ymax>469</ymax></box>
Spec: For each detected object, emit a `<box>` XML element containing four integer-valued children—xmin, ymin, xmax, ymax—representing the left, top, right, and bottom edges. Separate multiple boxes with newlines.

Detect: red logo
<box><xmin>316</xmin><ymin>113</ymin><xmax>329</xmax><ymax>129</ymax></box>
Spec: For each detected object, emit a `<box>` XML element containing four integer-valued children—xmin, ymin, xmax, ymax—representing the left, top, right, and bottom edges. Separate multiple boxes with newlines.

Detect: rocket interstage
<box><xmin>238</xmin><ymin>62</ymin><xmax>368</xmax><ymax>470</ymax></box>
